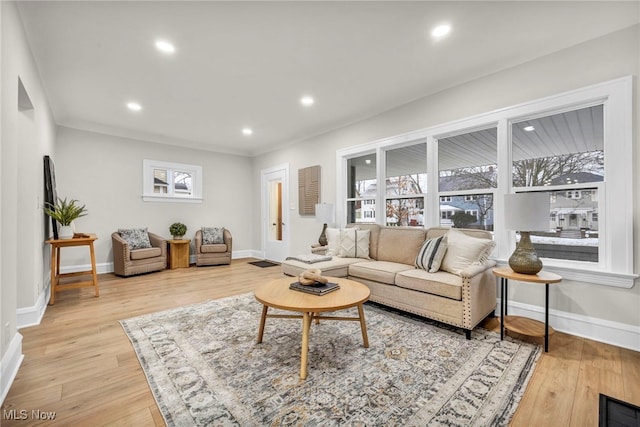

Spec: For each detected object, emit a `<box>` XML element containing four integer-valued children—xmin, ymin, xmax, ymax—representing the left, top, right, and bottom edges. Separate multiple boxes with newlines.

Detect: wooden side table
<box><xmin>167</xmin><ymin>239</ymin><xmax>191</xmax><ymax>269</ymax></box>
<box><xmin>492</xmin><ymin>266</ymin><xmax>562</xmax><ymax>352</ymax></box>
<box><xmin>46</xmin><ymin>234</ymin><xmax>99</xmax><ymax>305</ymax></box>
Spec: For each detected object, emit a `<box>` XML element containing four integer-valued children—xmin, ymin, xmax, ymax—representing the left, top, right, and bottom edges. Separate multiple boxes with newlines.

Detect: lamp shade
<box><xmin>503</xmin><ymin>193</ymin><xmax>549</xmax><ymax>232</ymax></box>
<box><xmin>315</xmin><ymin>203</ymin><xmax>335</xmax><ymax>224</ymax></box>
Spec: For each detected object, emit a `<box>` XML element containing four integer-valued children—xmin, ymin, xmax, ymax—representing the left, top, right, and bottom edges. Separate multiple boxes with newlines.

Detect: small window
<box><xmin>440</xmin><ymin>196</ymin><xmax>452</xmax><ymax>202</ymax></box>
<box><xmin>143</xmin><ymin>160</ymin><xmax>202</xmax><ymax>203</ymax></box>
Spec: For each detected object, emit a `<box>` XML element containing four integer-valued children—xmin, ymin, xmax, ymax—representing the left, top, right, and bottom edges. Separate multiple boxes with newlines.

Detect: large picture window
<box><xmin>336</xmin><ymin>77</ymin><xmax>634</xmax><ymax>287</ymax></box>
<box><xmin>143</xmin><ymin>160</ymin><xmax>203</xmax><ymax>203</ymax></box>
<box><xmin>511</xmin><ymin>106</ymin><xmax>603</xmax><ymax>263</ymax></box>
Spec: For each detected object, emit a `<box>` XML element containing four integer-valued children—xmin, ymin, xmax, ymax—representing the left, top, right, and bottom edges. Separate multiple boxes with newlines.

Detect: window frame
<box><xmin>142</xmin><ymin>159</ymin><xmax>203</xmax><ymax>203</ymax></box>
<box><xmin>336</xmin><ymin>77</ymin><xmax>635</xmax><ymax>287</ymax></box>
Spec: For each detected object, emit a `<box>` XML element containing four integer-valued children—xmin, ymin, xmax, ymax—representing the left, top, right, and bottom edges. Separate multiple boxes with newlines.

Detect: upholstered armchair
<box><xmin>195</xmin><ymin>228</ymin><xmax>232</xmax><ymax>266</ymax></box>
<box><xmin>112</xmin><ymin>230</ymin><xmax>167</xmax><ymax>277</ymax></box>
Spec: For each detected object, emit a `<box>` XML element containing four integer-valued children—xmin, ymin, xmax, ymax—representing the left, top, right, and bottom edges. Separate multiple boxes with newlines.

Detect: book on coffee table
<box><xmin>289</xmin><ymin>281</ymin><xmax>340</xmax><ymax>295</ymax></box>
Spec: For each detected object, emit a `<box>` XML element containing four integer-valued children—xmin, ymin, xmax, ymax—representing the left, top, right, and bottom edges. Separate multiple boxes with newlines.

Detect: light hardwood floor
<box><xmin>2</xmin><ymin>259</ymin><xmax>639</xmax><ymax>426</ymax></box>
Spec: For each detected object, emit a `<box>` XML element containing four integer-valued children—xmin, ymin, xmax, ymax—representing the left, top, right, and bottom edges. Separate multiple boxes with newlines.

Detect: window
<box><xmin>438</xmin><ymin>128</ymin><xmax>497</xmax><ymax>230</ymax></box>
<box><xmin>385</xmin><ymin>144</ymin><xmax>427</xmax><ymax>227</ymax></box>
<box><xmin>346</xmin><ymin>154</ymin><xmax>376</xmax><ymax>223</ymax></box>
<box><xmin>337</xmin><ymin>77</ymin><xmax>634</xmax><ymax>286</ymax></box>
<box><xmin>512</xmin><ymin>105</ymin><xmax>603</xmax><ymax>263</ymax></box>
<box><xmin>143</xmin><ymin>160</ymin><xmax>203</xmax><ymax>203</ymax></box>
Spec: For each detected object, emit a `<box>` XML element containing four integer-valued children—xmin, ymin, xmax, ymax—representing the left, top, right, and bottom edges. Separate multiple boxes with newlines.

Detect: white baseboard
<box><xmin>60</xmin><ymin>262</ymin><xmax>113</xmax><ymax>275</ymax></box>
<box><xmin>1</xmin><ymin>333</ymin><xmax>24</xmax><ymax>405</ymax></box>
<box><xmin>234</xmin><ymin>250</ymin><xmax>261</xmax><ymax>259</ymax></box>
<box><xmin>497</xmin><ymin>298</ymin><xmax>640</xmax><ymax>352</ymax></box>
<box><xmin>16</xmin><ymin>283</ymin><xmax>50</xmax><ymax>329</ymax></box>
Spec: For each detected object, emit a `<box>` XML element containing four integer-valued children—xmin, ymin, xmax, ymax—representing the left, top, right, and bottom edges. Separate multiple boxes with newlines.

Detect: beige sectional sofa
<box><xmin>282</xmin><ymin>224</ymin><xmax>497</xmax><ymax>339</ymax></box>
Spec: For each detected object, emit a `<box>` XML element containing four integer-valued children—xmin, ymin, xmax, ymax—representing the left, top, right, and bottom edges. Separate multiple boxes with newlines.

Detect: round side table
<box><xmin>492</xmin><ymin>266</ymin><xmax>562</xmax><ymax>352</ymax></box>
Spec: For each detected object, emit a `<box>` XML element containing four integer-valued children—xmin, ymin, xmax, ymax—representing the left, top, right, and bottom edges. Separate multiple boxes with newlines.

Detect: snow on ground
<box><xmin>528</xmin><ymin>235</ymin><xmax>598</xmax><ymax>247</ymax></box>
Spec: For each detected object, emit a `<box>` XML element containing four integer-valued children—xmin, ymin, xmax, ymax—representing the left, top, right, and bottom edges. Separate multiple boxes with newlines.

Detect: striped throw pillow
<box><xmin>415</xmin><ymin>236</ymin><xmax>447</xmax><ymax>273</ymax></box>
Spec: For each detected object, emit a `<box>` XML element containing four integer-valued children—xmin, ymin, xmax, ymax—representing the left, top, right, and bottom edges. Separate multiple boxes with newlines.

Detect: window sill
<box><xmin>142</xmin><ymin>194</ymin><xmax>203</xmax><ymax>204</ymax></box>
<box><xmin>494</xmin><ymin>260</ymin><xmax>637</xmax><ymax>288</ymax></box>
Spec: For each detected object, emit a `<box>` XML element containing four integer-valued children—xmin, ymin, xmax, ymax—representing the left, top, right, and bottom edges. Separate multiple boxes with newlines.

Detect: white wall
<box><xmin>55</xmin><ymin>126</ymin><xmax>255</xmax><ymax>268</ymax></box>
<box><xmin>252</xmin><ymin>25</ymin><xmax>640</xmax><ymax>345</ymax></box>
<box><xmin>1</xmin><ymin>0</ymin><xmax>57</xmax><ymax>402</ymax></box>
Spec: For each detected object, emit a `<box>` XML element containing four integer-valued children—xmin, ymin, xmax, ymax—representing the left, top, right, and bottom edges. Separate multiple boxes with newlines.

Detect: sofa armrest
<box><xmin>111</xmin><ymin>232</ymin><xmax>130</xmax><ymax>274</ymax></box>
<box><xmin>460</xmin><ymin>261</ymin><xmax>498</xmax><ymax>329</ymax></box>
<box><xmin>223</xmin><ymin>229</ymin><xmax>233</xmax><ymax>252</ymax></box>
<box><xmin>148</xmin><ymin>232</ymin><xmax>167</xmax><ymax>257</ymax></box>
<box><xmin>195</xmin><ymin>229</ymin><xmax>203</xmax><ymax>253</ymax></box>
<box><xmin>459</xmin><ymin>260</ymin><xmax>497</xmax><ymax>279</ymax></box>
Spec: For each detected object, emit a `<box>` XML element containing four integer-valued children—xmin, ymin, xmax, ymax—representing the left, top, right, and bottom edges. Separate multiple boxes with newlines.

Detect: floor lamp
<box><xmin>503</xmin><ymin>193</ymin><xmax>550</xmax><ymax>275</ymax></box>
<box><xmin>315</xmin><ymin>203</ymin><xmax>335</xmax><ymax>246</ymax></box>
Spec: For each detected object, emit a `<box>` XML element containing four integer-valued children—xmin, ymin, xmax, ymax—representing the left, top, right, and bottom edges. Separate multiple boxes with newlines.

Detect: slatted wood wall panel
<box><xmin>298</xmin><ymin>165</ymin><xmax>320</xmax><ymax>215</ymax></box>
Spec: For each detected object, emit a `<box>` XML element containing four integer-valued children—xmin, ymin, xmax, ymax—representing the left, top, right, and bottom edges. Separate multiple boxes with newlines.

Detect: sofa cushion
<box><xmin>338</xmin><ymin>228</ymin><xmax>370</xmax><ymax>259</ymax></box>
<box><xmin>348</xmin><ymin>261</ymin><xmax>413</xmax><ymax>285</ymax></box>
<box><xmin>395</xmin><ymin>269</ymin><xmax>463</xmax><ymax>301</ymax></box>
<box><xmin>130</xmin><ymin>247</ymin><xmax>162</xmax><ymax>260</ymax></box>
<box><xmin>202</xmin><ymin>227</ymin><xmax>225</xmax><ymax>244</ymax></box>
<box><xmin>281</xmin><ymin>257</ymin><xmax>360</xmax><ymax>278</ymax></box>
<box><xmin>118</xmin><ymin>228</ymin><xmax>152</xmax><ymax>250</ymax></box>
<box><xmin>440</xmin><ymin>228</ymin><xmax>495</xmax><ymax>275</ymax></box>
<box><xmin>201</xmin><ymin>244</ymin><xmax>227</xmax><ymax>253</ymax></box>
<box><xmin>415</xmin><ymin>235</ymin><xmax>447</xmax><ymax>273</ymax></box>
<box><xmin>376</xmin><ymin>228</ymin><xmax>425</xmax><ymax>265</ymax></box>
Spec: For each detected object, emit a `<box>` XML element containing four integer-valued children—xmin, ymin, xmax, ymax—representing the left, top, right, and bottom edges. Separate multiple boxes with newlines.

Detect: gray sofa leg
<box><xmin>465</xmin><ymin>329</ymin><xmax>471</xmax><ymax>340</ymax></box>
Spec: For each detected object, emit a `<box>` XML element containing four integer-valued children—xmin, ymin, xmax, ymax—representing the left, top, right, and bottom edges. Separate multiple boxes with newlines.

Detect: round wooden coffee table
<box><xmin>254</xmin><ymin>276</ymin><xmax>370</xmax><ymax>379</ymax></box>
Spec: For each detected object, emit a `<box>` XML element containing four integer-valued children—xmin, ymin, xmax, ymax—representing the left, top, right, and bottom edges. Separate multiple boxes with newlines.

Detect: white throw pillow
<box><xmin>440</xmin><ymin>229</ymin><xmax>495</xmax><ymax>275</ymax></box>
<box><xmin>415</xmin><ymin>235</ymin><xmax>447</xmax><ymax>273</ymax></box>
<box><xmin>338</xmin><ymin>228</ymin><xmax>370</xmax><ymax>259</ymax></box>
<box><xmin>325</xmin><ymin>227</ymin><xmax>341</xmax><ymax>256</ymax></box>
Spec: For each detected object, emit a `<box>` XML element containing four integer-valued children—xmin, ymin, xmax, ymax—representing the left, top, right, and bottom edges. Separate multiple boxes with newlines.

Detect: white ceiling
<box><xmin>16</xmin><ymin>1</ymin><xmax>639</xmax><ymax>157</ymax></box>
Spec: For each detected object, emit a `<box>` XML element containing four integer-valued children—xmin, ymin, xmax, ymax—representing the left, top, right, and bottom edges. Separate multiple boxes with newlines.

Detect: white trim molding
<box><xmin>1</xmin><ymin>333</ymin><xmax>24</xmax><ymax>405</ymax></box>
<box><xmin>16</xmin><ymin>284</ymin><xmax>50</xmax><ymax>329</ymax></box>
<box><xmin>496</xmin><ymin>298</ymin><xmax>640</xmax><ymax>352</ymax></box>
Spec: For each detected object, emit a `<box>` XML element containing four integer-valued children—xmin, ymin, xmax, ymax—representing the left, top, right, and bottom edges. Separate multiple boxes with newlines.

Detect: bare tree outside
<box><xmin>512</xmin><ymin>151</ymin><xmax>604</xmax><ymax>187</ymax></box>
<box><xmin>385</xmin><ymin>174</ymin><xmax>425</xmax><ymax>226</ymax></box>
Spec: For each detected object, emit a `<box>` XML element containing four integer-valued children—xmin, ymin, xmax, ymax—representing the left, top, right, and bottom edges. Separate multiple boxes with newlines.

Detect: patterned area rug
<box><xmin>121</xmin><ymin>293</ymin><xmax>540</xmax><ymax>426</ymax></box>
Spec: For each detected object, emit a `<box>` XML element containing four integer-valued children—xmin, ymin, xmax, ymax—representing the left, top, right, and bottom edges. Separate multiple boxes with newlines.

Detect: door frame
<box><xmin>261</xmin><ymin>163</ymin><xmax>290</xmax><ymax>261</ymax></box>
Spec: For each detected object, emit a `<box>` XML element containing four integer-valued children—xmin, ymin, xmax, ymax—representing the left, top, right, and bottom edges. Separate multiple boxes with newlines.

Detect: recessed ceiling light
<box><xmin>155</xmin><ymin>40</ymin><xmax>175</xmax><ymax>54</ymax></box>
<box><xmin>431</xmin><ymin>24</ymin><xmax>451</xmax><ymax>38</ymax></box>
<box><xmin>300</xmin><ymin>96</ymin><xmax>315</xmax><ymax>106</ymax></box>
<box><xmin>365</xmin><ymin>159</ymin><xmax>372</xmax><ymax>165</ymax></box>
<box><xmin>242</xmin><ymin>127</ymin><xmax>253</xmax><ymax>136</ymax></box>
<box><xmin>127</xmin><ymin>102</ymin><xmax>142</xmax><ymax>111</ymax></box>
<box><xmin>524</xmin><ymin>125</ymin><xmax>535</xmax><ymax>132</ymax></box>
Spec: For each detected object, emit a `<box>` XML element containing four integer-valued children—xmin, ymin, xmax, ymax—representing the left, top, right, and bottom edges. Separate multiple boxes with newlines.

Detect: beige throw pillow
<box><xmin>440</xmin><ymin>229</ymin><xmax>495</xmax><ymax>275</ymax></box>
<box><xmin>338</xmin><ymin>228</ymin><xmax>370</xmax><ymax>259</ymax></box>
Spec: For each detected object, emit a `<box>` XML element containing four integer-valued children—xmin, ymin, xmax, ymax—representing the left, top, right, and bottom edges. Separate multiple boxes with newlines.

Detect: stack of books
<box><xmin>289</xmin><ymin>281</ymin><xmax>340</xmax><ymax>295</ymax></box>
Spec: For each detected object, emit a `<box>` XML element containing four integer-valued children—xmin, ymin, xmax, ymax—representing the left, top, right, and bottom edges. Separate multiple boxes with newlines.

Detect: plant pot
<box><xmin>59</xmin><ymin>225</ymin><xmax>74</xmax><ymax>240</ymax></box>
<box><xmin>173</xmin><ymin>235</ymin><xmax>183</xmax><ymax>240</ymax></box>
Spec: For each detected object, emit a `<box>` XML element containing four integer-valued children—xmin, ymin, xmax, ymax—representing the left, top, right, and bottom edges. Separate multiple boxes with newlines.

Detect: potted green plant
<box><xmin>44</xmin><ymin>197</ymin><xmax>88</xmax><ymax>239</ymax></box>
<box><xmin>169</xmin><ymin>222</ymin><xmax>187</xmax><ymax>240</ymax></box>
